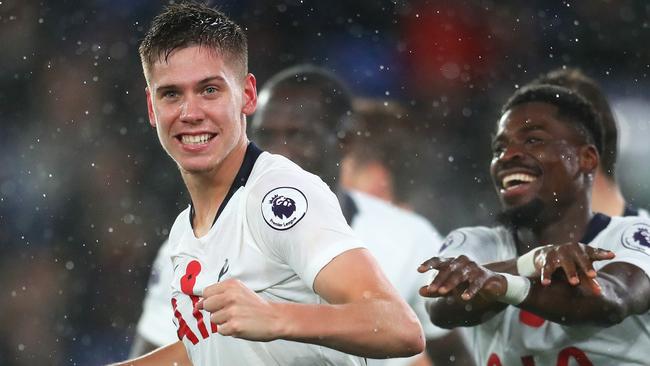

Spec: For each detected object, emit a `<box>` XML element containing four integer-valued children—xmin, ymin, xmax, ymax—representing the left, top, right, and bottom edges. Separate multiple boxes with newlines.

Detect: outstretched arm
<box><xmin>521</xmin><ymin>262</ymin><xmax>650</xmax><ymax>326</ymax></box>
<box><xmin>420</xmin><ymin>243</ymin><xmax>649</xmax><ymax>328</ymax></box>
<box><xmin>420</xmin><ymin>255</ymin><xmax>509</xmax><ymax>328</ymax></box>
<box><xmin>197</xmin><ymin>248</ymin><xmax>425</xmax><ymax>359</ymax></box>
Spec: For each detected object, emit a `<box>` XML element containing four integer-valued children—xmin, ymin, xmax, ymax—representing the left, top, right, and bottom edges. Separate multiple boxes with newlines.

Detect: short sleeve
<box><xmin>409</xmin><ymin>223</ymin><xmax>450</xmax><ymax>339</ymax></box>
<box><xmin>136</xmin><ymin>239</ymin><xmax>178</xmax><ymax>346</ymax></box>
<box><xmin>593</xmin><ymin>220</ymin><xmax>650</xmax><ymax>278</ymax></box>
<box><xmin>246</xmin><ymin>168</ymin><xmax>365</xmax><ymax>290</ymax></box>
<box><xmin>439</xmin><ymin>227</ymin><xmax>504</xmax><ymax>264</ymax></box>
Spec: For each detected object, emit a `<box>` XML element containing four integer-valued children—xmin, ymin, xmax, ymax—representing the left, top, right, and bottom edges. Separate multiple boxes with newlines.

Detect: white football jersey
<box><xmin>135</xmin><ymin>238</ymin><xmax>177</xmax><ymax>346</ymax></box>
<box><xmin>441</xmin><ymin>214</ymin><xmax>650</xmax><ymax>365</ymax></box>
<box><xmin>168</xmin><ymin>144</ymin><xmax>366</xmax><ymax>366</ymax></box>
<box><xmin>343</xmin><ymin>190</ymin><xmax>446</xmax><ymax>366</ymax></box>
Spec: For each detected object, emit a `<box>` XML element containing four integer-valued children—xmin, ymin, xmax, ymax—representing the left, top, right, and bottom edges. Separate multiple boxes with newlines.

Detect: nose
<box><xmin>180</xmin><ymin>95</ymin><xmax>205</xmax><ymax>124</ymax></box>
<box><xmin>496</xmin><ymin>143</ymin><xmax>526</xmax><ymax>163</ymax></box>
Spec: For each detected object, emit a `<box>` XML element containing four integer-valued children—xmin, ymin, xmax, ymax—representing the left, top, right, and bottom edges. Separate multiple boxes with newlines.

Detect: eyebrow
<box><xmin>156</xmin><ymin>75</ymin><xmax>227</xmax><ymax>93</ymax></box>
<box><xmin>491</xmin><ymin>123</ymin><xmax>548</xmax><ymax>146</ymax></box>
<box><xmin>519</xmin><ymin>123</ymin><xmax>546</xmax><ymax>133</ymax></box>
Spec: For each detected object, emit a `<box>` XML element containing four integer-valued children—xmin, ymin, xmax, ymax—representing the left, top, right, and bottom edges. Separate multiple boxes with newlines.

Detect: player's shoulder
<box><xmin>348</xmin><ymin>189</ymin><xmax>440</xmax><ymax>236</ymax></box>
<box><xmin>595</xmin><ymin>215</ymin><xmax>650</xmax><ymax>255</ymax></box>
<box><xmin>602</xmin><ymin>214</ymin><xmax>650</xmax><ymax>234</ymax></box>
<box><xmin>245</xmin><ymin>152</ymin><xmax>337</xmax><ymax>232</ymax></box>
<box><xmin>247</xmin><ymin>151</ymin><xmax>327</xmax><ymax>193</ymax></box>
<box><xmin>636</xmin><ymin>207</ymin><xmax>650</xmax><ymax>218</ymax></box>
<box><xmin>168</xmin><ymin>206</ymin><xmax>192</xmax><ymax>248</ymax></box>
<box><xmin>440</xmin><ymin>225</ymin><xmax>511</xmax><ymax>256</ymax></box>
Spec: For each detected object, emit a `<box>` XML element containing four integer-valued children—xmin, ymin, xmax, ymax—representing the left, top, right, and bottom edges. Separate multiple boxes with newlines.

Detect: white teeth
<box><xmin>181</xmin><ymin>134</ymin><xmax>212</xmax><ymax>145</ymax></box>
<box><xmin>502</xmin><ymin>173</ymin><xmax>537</xmax><ymax>189</ymax></box>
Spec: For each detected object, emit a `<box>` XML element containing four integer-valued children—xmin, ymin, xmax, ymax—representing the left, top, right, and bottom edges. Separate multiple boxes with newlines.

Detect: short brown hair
<box><xmin>341</xmin><ymin>99</ymin><xmax>422</xmax><ymax>203</ymax></box>
<box><xmin>139</xmin><ymin>2</ymin><xmax>248</xmax><ymax>81</ymax></box>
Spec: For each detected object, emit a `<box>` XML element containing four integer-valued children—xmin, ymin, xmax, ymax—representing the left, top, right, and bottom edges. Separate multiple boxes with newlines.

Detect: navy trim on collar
<box><xmin>580</xmin><ymin>213</ymin><xmax>611</xmax><ymax>244</ymax></box>
<box><xmin>190</xmin><ymin>142</ymin><xmax>263</xmax><ymax>228</ymax></box>
<box><xmin>624</xmin><ymin>204</ymin><xmax>640</xmax><ymax>217</ymax></box>
<box><xmin>338</xmin><ymin>190</ymin><xmax>359</xmax><ymax>226</ymax></box>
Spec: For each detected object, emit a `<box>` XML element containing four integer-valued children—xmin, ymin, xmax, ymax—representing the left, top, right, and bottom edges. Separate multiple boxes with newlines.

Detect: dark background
<box><xmin>1</xmin><ymin>1</ymin><xmax>650</xmax><ymax>364</ymax></box>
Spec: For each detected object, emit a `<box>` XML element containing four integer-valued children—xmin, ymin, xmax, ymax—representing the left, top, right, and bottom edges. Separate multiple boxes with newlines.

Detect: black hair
<box><xmin>502</xmin><ymin>84</ymin><xmax>604</xmax><ymax>156</ymax></box>
<box><xmin>256</xmin><ymin>64</ymin><xmax>353</xmax><ymax>132</ymax></box>
<box><xmin>532</xmin><ymin>68</ymin><xmax>617</xmax><ymax>178</ymax></box>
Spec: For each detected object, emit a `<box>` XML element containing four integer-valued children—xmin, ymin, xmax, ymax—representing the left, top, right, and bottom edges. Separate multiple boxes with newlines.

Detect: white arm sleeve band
<box><xmin>500</xmin><ymin>273</ymin><xmax>531</xmax><ymax>305</ymax></box>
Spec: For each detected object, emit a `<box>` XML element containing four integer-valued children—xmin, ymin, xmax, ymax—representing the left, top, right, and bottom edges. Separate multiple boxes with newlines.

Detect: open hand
<box><xmin>418</xmin><ymin>256</ymin><xmax>507</xmax><ymax>301</ymax></box>
<box><xmin>535</xmin><ymin>243</ymin><xmax>614</xmax><ymax>294</ymax></box>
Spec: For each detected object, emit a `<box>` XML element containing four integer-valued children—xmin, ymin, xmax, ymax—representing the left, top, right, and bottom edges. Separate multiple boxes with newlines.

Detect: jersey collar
<box><xmin>337</xmin><ymin>190</ymin><xmax>359</xmax><ymax>226</ymax></box>
<box><xmin>624</xmin><ymin>204</ymin><xmax>640</xmax><ymax>217</ymax></box>
<box><xmin>189</xmin><ymin>142</ymin><xmax>263</xmax><ymax>228</ymax></box>
<box><xmin>580</xmin><ymin>213</ymin><xmax>611</xmax><ymax>244</ymax></box>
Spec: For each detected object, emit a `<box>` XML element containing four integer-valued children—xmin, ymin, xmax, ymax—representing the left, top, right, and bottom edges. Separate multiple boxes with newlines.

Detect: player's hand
<box><xmin>535</xmin><ymin>242</ymin><xmax>615</xmax><ymax>294</ymax></box>
<box><xmin>196</xmin><ymin>279</ymin><xmax>283</xmax><ymax>341</ymax></box>
<box><xmin>418</xmin><ymin>256</ymin><xmax>507</xmax><ymax>301</ymax></box>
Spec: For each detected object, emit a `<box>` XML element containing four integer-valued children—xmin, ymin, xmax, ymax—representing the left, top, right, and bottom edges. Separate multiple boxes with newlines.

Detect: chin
<box><xmin>176</xmin><ymin>159</ymin><xmax>218</xmax><ymax>175</ymax></box>
<box><xmin>496</xmin><ymin>198</ymin><xmax>545</xmax><ymax>228</ymax></box>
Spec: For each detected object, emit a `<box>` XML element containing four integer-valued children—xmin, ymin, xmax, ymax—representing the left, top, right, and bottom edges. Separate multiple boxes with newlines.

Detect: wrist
<box><xmin>499</xmin><ymin>273</ymin><xmax>531</xmax><ymax>305</ymax></box>
<box><xmin>516</xmin><ymin>244</ymin><xmax>553</xmax><ymax>277</ymax></box>
<box><xmin>271</xmin><ymin>302</ymin><xmax>293</xmax><ymax>340</ymax></box>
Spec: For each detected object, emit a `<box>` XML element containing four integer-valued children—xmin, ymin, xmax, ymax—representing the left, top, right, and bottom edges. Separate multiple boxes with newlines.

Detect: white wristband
<box><xmin>516</xmin><ymin>244</ymin><xmax>554</xmax><ymax>277</ymax></box>
<box><xmin>516</xmin><ymin>249</ymin><xmax>538</xmax><ymax>277</ymax></box>
<box><xmin>500</xmin><ymin>273</ymin><xmax>531</xmax><ymax>305</ymax></box>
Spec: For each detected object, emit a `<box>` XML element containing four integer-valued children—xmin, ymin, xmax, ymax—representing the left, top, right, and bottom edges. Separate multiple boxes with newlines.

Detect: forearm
<box><xmin>427</xmin><ymin>293</ymin><xmax>508</xmax><ymax>328</ymax></box>
<box><xmin>519</xmin><ymin>273</ymin><xmax>632</xmax><ymax>326</ymax></box>
<box><xmin>276</xmin><ymin>296</ymin><xmax>424</xmax><ymax>359</ymax></box>
<box><xmin>108</xmin><ymin>341</ymin><xmax>190</xmax><ymax>366</ymax></box>
<box><xmin>485</xmin><ymin>259</ymin><xmax>517</xmax><ymax>274</ymax></box>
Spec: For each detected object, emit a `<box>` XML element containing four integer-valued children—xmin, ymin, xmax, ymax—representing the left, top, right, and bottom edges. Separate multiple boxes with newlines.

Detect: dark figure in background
<box><xmin>252</xmin><ymin>64</ymin><xmax>473</xmax><ymax>366</ymax></box>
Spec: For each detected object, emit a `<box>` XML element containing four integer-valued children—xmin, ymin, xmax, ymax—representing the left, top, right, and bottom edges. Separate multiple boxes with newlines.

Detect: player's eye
<box><xmin>162</xmin><ymin>90</ymin><xmax>179</xmax><ymax>99</ymax></box>
<box><xmin>525</xmin><ymin>136</ymin><xmax>543</xmax><ymax>145</ymax></box>
<box><xmin>492</xmin><ymin>143</ymin><xmax>505</xmax><ymax>156</ymax></box>
<box><xmin>203</xmin><ymin>86</ymin><xmax>219</xmax><ymax>95</ymax></box>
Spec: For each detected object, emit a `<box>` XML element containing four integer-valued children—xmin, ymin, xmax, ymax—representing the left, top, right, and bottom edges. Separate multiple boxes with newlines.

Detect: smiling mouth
<box><xmin>501</xmin><ymin>173</ymin><xmax>538</xmax><ymax>191</ymax></box>
<box><xmin>179</xmin><ymin>133</ymin><xmax>216</xmax><ymax>145</ymax></box>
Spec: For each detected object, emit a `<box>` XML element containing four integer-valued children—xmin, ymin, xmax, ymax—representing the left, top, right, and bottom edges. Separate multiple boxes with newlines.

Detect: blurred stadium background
<box><xmin>1</xmin><ymin>1</ymin><xmax>650</xmax><ymax>364</ymax></box>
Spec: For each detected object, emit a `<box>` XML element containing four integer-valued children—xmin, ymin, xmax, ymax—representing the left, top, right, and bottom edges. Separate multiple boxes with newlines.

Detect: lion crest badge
<box><xmin>262</xmin><ymin>187</ymin><xmax>308</xmax><ymax>230</ymax></box>
<box><xmin>622</xmin><ymin>222</ymin><xmax>650</xmax><ymax>256</ymax></box>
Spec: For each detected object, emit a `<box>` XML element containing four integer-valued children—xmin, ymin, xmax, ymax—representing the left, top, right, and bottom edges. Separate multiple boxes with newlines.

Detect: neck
<box><xmin>591</xmin><ymin>171</ymin><xmax>625</xmax><ymax>216</ymax></box>
<box><xmin>514</xmin><ymin>196</ymin><xmax>593</xmax><ymax>255</ymax></box>
<box><xmin>181</xmin><ymin>139</ymin><xmax>249</xmax><ymax>237</ymax></box>
<box><xmin>340</xmin><ymin>158</ymin><xmax>395</xmax><ymax>204</ymax></box>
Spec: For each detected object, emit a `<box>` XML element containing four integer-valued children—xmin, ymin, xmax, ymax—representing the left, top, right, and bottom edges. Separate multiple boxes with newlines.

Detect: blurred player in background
<box><xmin>339</xmin><ymin>99</ymin><xmax>420</xmax><ymax>209</ymax></box>
<box><xmin>532</xmin><ymin>67</ymin><xmax>648</xmax><ymax>218</ymax></box>
<box><xmin>420</xmin><ymin>83</ymin><xmax>650</xmax><ymax>365</ymax></box>
<box><xmin>115</xmin><ymin>3</ymin><xmax>424</xmax><ymax>365</ymax></box>
<box><xmin>251</xmin><ymin>64</ymin><xmax>471</xmax><ymax>366</ymax></box>
<box><xmin>338</xmin><ymin>98</ymin><xmax>475</xmax><ymax>366</ymax></box>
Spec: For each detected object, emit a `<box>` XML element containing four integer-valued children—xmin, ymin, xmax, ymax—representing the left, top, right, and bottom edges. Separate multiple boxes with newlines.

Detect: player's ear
<box><xmin>241</xmin><ymin>73</ymin><xmax>257</xmax><ymax>116</ymax></box>
<box><xmin>579</xmin><ymin>144</ymin><xmax>599</xmax><ymax>175</ymax></box>
<box><xmin>146</xmin><ymin>87</ymin><xmax>156</xmax><ymax>128</ymax></box>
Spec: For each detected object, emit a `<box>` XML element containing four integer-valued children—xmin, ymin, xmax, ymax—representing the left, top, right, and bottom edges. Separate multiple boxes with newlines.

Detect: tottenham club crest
<box><xmin>262</xmin><ymin>187</ymin><xmax>308</xmax><ymax>230</ymax></box>
<box><xmin>622</xmin><ymin>222</ymin><xmax>650</xmax><ymax>256</ymax></box>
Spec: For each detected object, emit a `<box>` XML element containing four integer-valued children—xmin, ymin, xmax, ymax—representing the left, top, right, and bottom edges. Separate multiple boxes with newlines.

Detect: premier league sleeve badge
<box><xmin>261</xmin><ymin>187</ymin><xmax>308</xmax><ymax>230</ymax></box>
<box><xmin>621</xmin><ymin>222</ymin><xmax>650</xmax><ymax>256</ymax></box>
